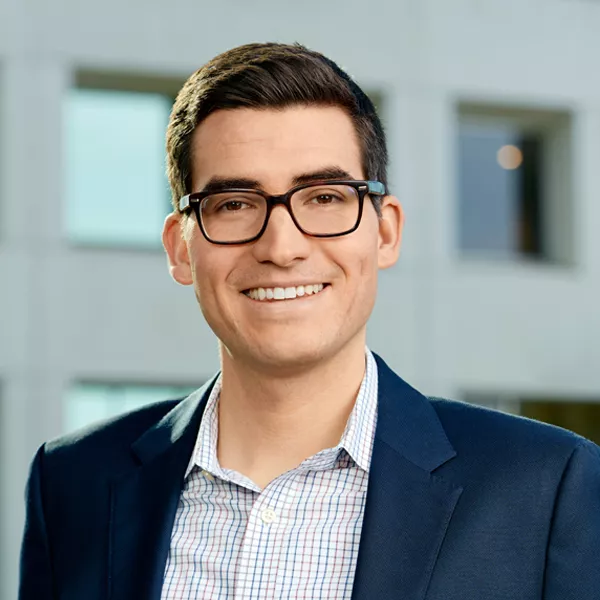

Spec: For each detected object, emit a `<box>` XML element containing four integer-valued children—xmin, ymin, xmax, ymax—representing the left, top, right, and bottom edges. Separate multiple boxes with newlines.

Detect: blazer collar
<box><xmin>130</xmin><ymin>373</ymin><xmax>220</xmax><ymax>466</ymax></box>
<box><xmin>126</xmin><ymin>354</ymin><xmax>456</xmax><ymax>476</ymax></box>
<box><xmin>372</xmin><ymin>352</ymin><xmax>456</xmax><ymax>471</ymax></box>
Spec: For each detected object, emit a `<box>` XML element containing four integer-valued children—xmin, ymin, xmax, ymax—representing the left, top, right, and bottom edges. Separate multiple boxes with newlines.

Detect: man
<box><xmin>20</xmin><ymin>42</ymin><xmax>600</xmax><ymax>600</ymax></box>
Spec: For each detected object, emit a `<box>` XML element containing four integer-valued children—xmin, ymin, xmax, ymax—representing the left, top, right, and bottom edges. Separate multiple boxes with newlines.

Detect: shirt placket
<box><xmin>235</xmin><ymin>476</ymin><xmax>289</xmax><ymax>600</ymax></box>
<box><xmin>272</xmin><ymin>450</ymin><xmax>342</xmax><ymax>597</ymax></box>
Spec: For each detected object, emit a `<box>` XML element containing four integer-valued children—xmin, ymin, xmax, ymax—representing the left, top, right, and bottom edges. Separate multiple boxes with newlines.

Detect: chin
<box><xmin>227</xmin><ymin>334</ymin><xmax>334</xmax><ymax>374</ymax></box>
<box><xmin>260</xmin><ymin>340</ymin><xmax>326</xmax><ymax>368</ymax></box>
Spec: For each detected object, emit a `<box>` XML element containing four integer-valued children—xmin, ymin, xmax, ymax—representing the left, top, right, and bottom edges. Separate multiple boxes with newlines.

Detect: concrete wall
<box><xmin>2</xmin><ymin>0</ymin><xmax>600</xmax><ymax>596</ymax></box>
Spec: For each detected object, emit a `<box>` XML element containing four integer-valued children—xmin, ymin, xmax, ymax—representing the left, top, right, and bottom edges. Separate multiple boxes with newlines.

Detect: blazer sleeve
<box><xmin>19</xmin><ymin>444</ymin><xmax>55</xmax><ymax>600</ymax></box>
<box><xmin>543</xmin><ymin>439</ymin><xmax>600</xmax><ymax>600</ymax></box>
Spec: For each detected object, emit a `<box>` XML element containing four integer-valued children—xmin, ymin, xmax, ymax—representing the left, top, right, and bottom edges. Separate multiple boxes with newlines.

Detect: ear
<box><xmin>162</xmin><ymin>213</ymin><xmax>194</xmax><ymax>286</ymax></box>
<box><xmin>377</xmin><ymin>195</ymin><xmax>404</xmax><ymax>269</ymax></box>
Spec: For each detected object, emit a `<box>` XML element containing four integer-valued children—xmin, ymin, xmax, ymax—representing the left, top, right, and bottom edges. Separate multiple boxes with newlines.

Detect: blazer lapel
<box><xmin>352</xmin><ymin>355</ymin><xmax>463</xmax><ymax>600</ymax></box>
<box><xmin>107</xmin><ymin>376</ymin><xmax>218</xmax><ymax>600</ymax></box>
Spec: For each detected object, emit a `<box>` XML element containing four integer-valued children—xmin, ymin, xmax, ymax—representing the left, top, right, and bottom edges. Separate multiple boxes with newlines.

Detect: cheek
<box><xmin>190</xmin><ymin>262</ymin><xmax>215</xmax><ymax>322</ymax></box>
<box><xmin>189</xmin><ymin>257</ymin><xmax>237</xmax><ymax>340</ymax></box>
<box><xmin>358</xmin><ymin>254</ymin><xmax>379</xmax><ymax>304</ymax></box>
<box><xmin>356</xmin><ymin>219</ymin><xmax>381</xmax><ymax>278</ymax></box>
<box><xmin>193</xmin><ymin>266</ymin><xmax>227</xmax><ymax>319</ymax></box>
<box><xmin>187</xmin><ymin>243</ymin><xmax>224</xmax><ymax>307</ymax></box>
<box><xmin>187</xmin><ymin>243</ymin><xmax>243</xmax><ymax>313</ymax></box>
<box><xmin>339</xmin><ymin>234</ymin><xmax>380</xmax><ymax>305</ymax></box>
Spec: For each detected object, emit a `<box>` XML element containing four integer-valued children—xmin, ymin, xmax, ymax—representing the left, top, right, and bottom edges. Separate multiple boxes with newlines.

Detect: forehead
<box><xmin>190</xmin><ymin>106</ymin><xmax>364</xmax><ymax>191</ymax></box>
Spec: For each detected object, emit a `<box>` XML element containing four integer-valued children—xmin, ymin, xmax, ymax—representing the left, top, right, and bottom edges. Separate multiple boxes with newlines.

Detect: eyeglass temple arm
<box><xmin>367</xmin><ymin>181</ymin><xmax>386</xmax><ymax>196</ymax></box>
<box><xmin>179</xmin><ymin>195</ymin><xmax>191</xmax><ymax>211</ymax></box>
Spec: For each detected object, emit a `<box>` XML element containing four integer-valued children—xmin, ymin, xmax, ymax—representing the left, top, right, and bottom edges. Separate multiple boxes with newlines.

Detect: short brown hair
<box><xmin>166</xmin><ymin>42</ymin><xmax>388</xmax><ymax>212</ymax></box>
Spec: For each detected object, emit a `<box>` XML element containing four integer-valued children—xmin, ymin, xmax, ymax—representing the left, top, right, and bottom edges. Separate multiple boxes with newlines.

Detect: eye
<box><xmin>203</xmin><ymin>192</ymin><xmax>263</xmax><ymax>215</ymax></box>
<box><xmin>307</xmin><ymin>192</ymin><xmax>344</xmax><ymax>205</ymax></box>
<box><xmin>217</xmin><ymin>200</ymin><xmax>252</xmax><ymax>212</ymax></box>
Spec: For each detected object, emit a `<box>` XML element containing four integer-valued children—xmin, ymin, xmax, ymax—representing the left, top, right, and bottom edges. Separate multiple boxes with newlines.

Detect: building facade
<box><xmin>2</xmin><ymin>0</ymin><xmax>600</xmax><ymax>596</ymax></box>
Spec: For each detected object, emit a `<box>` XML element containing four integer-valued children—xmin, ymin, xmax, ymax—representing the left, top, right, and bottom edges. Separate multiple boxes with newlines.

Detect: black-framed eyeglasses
<box><xmin>179</xmin><ymin>180</ymin><xmax>386</xmax><ymax>245</ymax></box>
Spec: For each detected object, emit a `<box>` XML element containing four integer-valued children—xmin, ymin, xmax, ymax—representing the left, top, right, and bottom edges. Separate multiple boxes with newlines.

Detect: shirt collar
<box><xmin>185</xmin><ymin>375</ymin><xmax>222</xmax><ymax>479</ymax></box>
<box><xmin>184</xmin><ymin>348</ymin><xmax>379</xmax><ymax>480</ymax></box>
<box><xmin>338</xmin><ymin>348</ymin><xmax>378</xmax><ymax>471</ymax></box>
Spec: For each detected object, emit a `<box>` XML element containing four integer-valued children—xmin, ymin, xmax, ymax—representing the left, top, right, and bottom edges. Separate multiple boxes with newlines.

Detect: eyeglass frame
<box><xmin>178</xmin><ymin>179</ymin><xmax>386</xmax><ymax>245</ymax></box>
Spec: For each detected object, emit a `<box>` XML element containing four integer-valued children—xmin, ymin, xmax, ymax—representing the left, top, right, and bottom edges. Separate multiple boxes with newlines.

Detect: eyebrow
<box><xmin>200</xmin><ymin>166</ymin><xmax>356</xmax><ymax>194</ymax></box>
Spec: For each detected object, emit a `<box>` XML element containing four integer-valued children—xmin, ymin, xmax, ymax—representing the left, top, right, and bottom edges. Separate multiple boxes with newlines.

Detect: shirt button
<box><xmin>260</xmin><ymin>508</ymin><xmax>277</xmax><ymax>524</ymax></box>
<box><xmin>201</xmin><ymin>470</ymin><xmax>215</xmax><ymax>481</ymax></box>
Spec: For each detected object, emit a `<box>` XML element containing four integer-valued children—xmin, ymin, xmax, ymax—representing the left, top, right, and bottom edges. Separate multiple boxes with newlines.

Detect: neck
<box><xmin>216</xmin><ymin>338</ymin><xmax>367</xmax><ymax>488</ymax></box>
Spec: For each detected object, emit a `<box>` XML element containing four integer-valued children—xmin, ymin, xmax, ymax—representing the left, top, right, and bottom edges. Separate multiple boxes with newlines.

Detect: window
<box><xmin>457</xmin><ymin>104</ymin><xmax>573</xmax><ymax>264</ymax></box>
<box><xmin>64</xmin><ymin>72</ymin><xmax>182</xmax><ymax>247</ymax></box>
<box><xmin>521</xmin><ymin>399</ymin><xmax>600</xmax><ymax>445</ymax></box>
<box><xmin>64</xmin><ymin>382</ymin><xmax>200</xmax><ymax>433</ymax></box>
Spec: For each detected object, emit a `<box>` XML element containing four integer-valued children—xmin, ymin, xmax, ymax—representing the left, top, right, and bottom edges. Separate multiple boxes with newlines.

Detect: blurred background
<box><xmin>2</xmin><ymin>0</ymin><xmax>600</xmax><ymax>596</ymax></box>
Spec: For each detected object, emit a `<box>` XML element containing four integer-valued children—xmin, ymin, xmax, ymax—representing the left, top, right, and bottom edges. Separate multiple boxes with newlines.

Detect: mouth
<box><xmin>242</xmin><ymin>283</ymin><xmax>330</xmax><ymax>302</ymax></box>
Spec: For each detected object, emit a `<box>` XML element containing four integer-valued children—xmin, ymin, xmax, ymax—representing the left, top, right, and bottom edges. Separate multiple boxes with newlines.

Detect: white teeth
<box><xmin>246</xmin><ymin>283</ymin><xmax>326</xmax><ymax>302</ymax></box>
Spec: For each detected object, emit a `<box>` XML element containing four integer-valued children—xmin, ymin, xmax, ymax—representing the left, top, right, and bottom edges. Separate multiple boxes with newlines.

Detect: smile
<box><xmin>243</xmin><ymin>283</ymin><xmax>328</xmax><ymax>301</ymax></box>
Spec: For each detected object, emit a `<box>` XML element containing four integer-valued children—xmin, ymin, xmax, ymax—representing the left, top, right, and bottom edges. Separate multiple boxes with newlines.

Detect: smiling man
<box><xmin>20</xmin><ymin>43</ymin><xmax>600</xmax><ymax>600</ymax></box>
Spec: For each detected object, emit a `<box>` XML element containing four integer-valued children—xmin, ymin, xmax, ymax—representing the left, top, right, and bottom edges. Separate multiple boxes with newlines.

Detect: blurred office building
<box><xmin>2</xmin><ymin>0</ymin><xmax>600</xmax><ymax>596</ymax></box>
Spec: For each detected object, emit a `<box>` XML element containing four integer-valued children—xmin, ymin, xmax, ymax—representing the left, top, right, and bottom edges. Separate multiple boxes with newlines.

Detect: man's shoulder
<box><xmin>428</xmin><ymin>396</ymin><xmax>593</xmax><ymax>464</ymax></box>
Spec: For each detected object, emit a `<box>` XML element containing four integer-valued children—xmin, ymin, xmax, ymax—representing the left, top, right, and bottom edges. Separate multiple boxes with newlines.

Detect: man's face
<box><xmin>164</xmin><ymin>105</ymin><xmax>403</xmax><ymax>372</ymax></box>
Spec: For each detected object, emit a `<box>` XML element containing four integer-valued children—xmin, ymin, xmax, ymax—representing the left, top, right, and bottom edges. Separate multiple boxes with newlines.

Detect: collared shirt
<box><xmin>161</xmin><ymin>349</ymin><xmax>378</xmax><ymax>599</ymax></box>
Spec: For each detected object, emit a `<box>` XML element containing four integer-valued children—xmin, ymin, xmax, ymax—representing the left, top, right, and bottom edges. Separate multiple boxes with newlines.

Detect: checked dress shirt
<box><xmin>161</xmin><ymin>349</ymin><xmax>379</xmax><ymax>599</ymax></box>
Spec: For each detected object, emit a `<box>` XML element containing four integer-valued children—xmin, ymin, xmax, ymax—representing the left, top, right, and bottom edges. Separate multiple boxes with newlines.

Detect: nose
<box><xmin>251</xmin><ymin>204</ymin><xmax>311</xmax><ymax>267</ymax></box>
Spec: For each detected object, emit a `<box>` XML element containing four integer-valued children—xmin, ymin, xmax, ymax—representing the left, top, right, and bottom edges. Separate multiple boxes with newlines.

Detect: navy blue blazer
<box><xmin>20</xmin><ymin>354</ymin><xmax>600</xmax><ymax>599</ymax></box>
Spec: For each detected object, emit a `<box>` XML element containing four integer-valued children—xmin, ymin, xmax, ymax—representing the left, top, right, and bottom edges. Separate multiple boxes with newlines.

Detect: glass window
<box><xmin>458</xmin><ymin>123</ymin><xmax>542</xmax><ymax>258</ymax></box>
<box><xmin>457</xmin><ymin>105</ymin><xmax>573</xmax><ymax>264</ymax></box>
<box><xmin>521</xmin><ymin>399</ymin><xmax>600</xmax><ymax>445</ymax></box>
<box><xmin>64</xmin><ymin>89</ymin><xmax>172</xmax><ymax>247</ymax></box>
<box><xmin>64</xmin><ymin>383</ymin><xmax>199</xmax><ymax>433</ymax></box>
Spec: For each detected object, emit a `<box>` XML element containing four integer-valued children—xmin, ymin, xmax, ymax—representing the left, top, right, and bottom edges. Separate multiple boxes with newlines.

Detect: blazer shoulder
<box><xmin>42</xmin><ymin>397</ymin><xmax>184</xmax><ymax>472</ymax></box>
<box><xmin>428</xmin><ymin>396</ymin><xmax>590</xmax><ymax>463</ymax></box>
